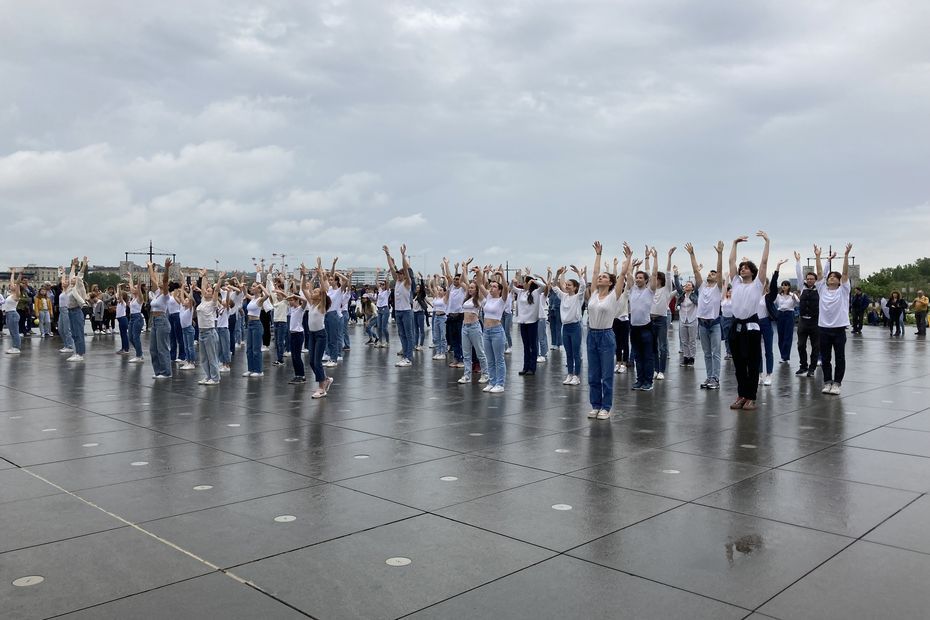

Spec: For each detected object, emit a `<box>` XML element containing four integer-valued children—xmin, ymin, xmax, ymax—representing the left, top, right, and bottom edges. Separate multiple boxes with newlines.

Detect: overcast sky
<box><xmin>1</xmin><ymin>0</ymin><xmax>929</xmax><ymax>276</ymax></box>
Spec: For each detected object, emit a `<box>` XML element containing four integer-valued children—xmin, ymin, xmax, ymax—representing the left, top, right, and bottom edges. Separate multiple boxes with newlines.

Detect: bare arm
<box><xmin>685</xmin><ymin>243</ymin><xmax>702</xmax><ymax>289</ymax></box>
<box><xmin>842</xmin><ymin>243</ymin><xmax>852</xmax><ymax>284</ymax></box>
<box><xmin>814</xmin><ymin>245</ymin><xmax>823</xmax><ymax>281</ymax></box>
<box><xmin>714</xmin><ymin>241</ymin><xmax>724</xmax><ymax>290</ymax></box>
<box><xmin>729</xmin><ymin>236</ymin><xmax>747</xmax><ymax>281</ymax></box>
<box><xmin>757</xmin><ymin>231</ymin><xmax>770</xmax><ymax>281</ymax></box>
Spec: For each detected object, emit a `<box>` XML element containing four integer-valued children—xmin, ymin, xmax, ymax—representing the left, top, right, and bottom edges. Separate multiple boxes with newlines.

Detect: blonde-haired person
<box><xmin>4</xmin><ymin>268</ymin><xmax>23</xmax><ymax>354</ymax></box>
<box><xmin>194</xmin><ymin>269</ymin><xmax>221</xmax><ymax>385</ymax></box>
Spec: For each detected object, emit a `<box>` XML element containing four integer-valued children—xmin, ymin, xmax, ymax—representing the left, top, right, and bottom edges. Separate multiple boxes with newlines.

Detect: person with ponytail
<box><xmin>513</xmin><ymin>268</ymin><xmax>542</xmax><ymax>376</ymax></box>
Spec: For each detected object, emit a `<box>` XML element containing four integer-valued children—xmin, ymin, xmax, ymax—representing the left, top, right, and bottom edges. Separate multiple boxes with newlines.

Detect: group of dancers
<box><xmin>3</xmin><ymin>235</ymin><xmax>854</xmax><ymax>417</ymax></box>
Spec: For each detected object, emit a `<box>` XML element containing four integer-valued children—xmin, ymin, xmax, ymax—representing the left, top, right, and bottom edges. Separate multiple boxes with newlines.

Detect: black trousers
<box><xmin>446</xmin><ymin>313</ymin><xmax>464</xmax><ymax>362</ymax></box>
<box><xmin>261</xmin><ymin>310</ymin><xmax>272</xmax><ymax>347</ymax></box>
<box><xmin>851</xmin><ymin>309</ymin><xmax>865</xmax><ymax>333</ymax></box>
<box><xmin>289</xmin><ymin>331</ymin><xmax>305</xmax><ymax>378</ymax></box>
<box><xmin>729</xmin><ymin>328</ymin><xmax>762</xmax><ymax>400</ymax></box>
<box><xmin>819</xmin><ymin>327</ymin><xmax>847</xmax><ymax>383</ymax></box>
<box><xmin>797</xmin><ymin>319</ymin><xmax>820</xmax><ymax>369</ymax></box>
<box><xmin>612</xmin><ymin>318</ymin><xmax>630</xmax><ymax>363</ymax></box>
<box><xmin>520</xmin><ymin>322</ymin><xmax>539</xmax><ymax>372</ymax></box>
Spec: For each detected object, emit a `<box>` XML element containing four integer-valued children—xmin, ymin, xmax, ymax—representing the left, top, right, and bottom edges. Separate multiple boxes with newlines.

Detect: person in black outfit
<box><xmin>887</xmin><ymin>291</ymin><xmax>907</xmax><ymax>337</ymax></box>
<box><xmin>793</xmin><ymin>251</ymin><xmax>819</xmax><ymax>377</ymax></box>
<box><xmin>850</xmin><ymin>287</ymin><xmax>870</xmax><ymax>334</ymax></box>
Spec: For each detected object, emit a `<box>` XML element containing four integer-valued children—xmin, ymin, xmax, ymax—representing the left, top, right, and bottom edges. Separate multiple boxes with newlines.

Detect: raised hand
<box><xmin>756</xmin><ymin>230</ymin><xmax>769</xmax><ymax>242</ymax></box>
<box><xmin>623</xmin><ymin>242</ymin><xmax>633</xmax><ymax>258</ymax></box>
<box><xmin>777</xmin><ymin>259</ymin><xmax>788</xmax><ymax>268</ymax></box>
<box><xmin>400</xmin><ymin>244</ymin><xmax>407</xmax><ymax>255</ymax></box>
<box><xmin>794</xmin><ymin>251</ymin><xmax>801</xmax><ymax>261</ymax></box>
<box><xmin>668</xmin><ymin>246</ymin><xmax>677</xmax><ymax>257</ymax></box>
<box><xmin>715</xmin><ymin>241</ymin><xmax>724</xmax><ymax>253</ymax></box>
<box><xmin>845</xmin><ymin>243</ymin><xmax>853</xmax><ymax>255</ymax></box>
<box><xmin>593</xmin><ymin>241</ymin><xmax>603</xmax><ymax>254</ymax></box>
<box><xmin>735</xmin><ymin>235</ymin><xmax>748</xmax><ymax>244</ymax></box>
<box><xmin>382</xmin><ymin>245</ymin><xmax>390</xmax><ymax>254</ymax></box>
<box><xmin>684</xmin><ymin>242</ymin><xmax>694</xmax><ymax>255</ymax></box>
<box><xmin>813</xmin><ymin>245</ymin><xmax>822</xmax><ymax>257</ymax></box>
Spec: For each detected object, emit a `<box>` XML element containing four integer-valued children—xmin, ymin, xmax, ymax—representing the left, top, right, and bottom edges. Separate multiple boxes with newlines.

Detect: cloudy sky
<box><xmin>1</xmin><ymin>0</ymin><xmax>929</xmax><ymax>276</ymax></box>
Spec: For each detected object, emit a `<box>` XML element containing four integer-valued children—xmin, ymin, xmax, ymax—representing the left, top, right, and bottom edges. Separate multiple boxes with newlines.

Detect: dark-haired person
<box><xmin>912</xmin><ymin>290</ymin><xmax>929</xmax><ymax>337</ymax></box>
<box><xmin>793</xmin><ymin>252</ymin><xmax>820</xmax><ymax>377</ymax></box>
<box><xmin>850</xmin><ymin>287</ymin><xmax>870</xmax><ymax>335</ymax></box>
<box><xmin>478</xmin><ymin>267</ymin><xmax>508</xmax><ymax>392</ymax></box>
<box><xmin>650</xmin><ymin>246</ymin><xmax>676</xmax><ymax>380</ymax></box>
<box><xmin>552</xmin><ymin>264</ymin><xmax>586</xmax><ymax>385</ymax></box>
<box><xmin>673</xmin><ymin>266</ymin><xmax>697</xmax><ymax>368</ymax></box>
<box><xmin>4</xmin><ymin>268</ymin><xmax>23</xmax><ymax>354</ymax></box>
<box><xmin>815</xmin><ymin>244</ymin><xmax>852</xmax><ymax>395</ymax></box>
<box><xmin>299</xmin><ymin>259</ymin><xmax>334</xmax><ymax>397</ymax></box>
<box><xmin>513</xmin><ymin>269</ymin><xmax>542</xmax><ymax>376</ymax></box>
<box><xmin>887</xmin><ymin>290</ymin><xmax>907</xmax><ymax>337</ymax></box>
<box><xmin>686</xmin><ymin>241</ymin><xmax>724</xmax><ymax>389</ymax></box>
<box><xmin>629</xmin><ymin>247</ymin><xmax>657</xmax><ymax>391</ymax></box>
<box><xmin>727</xmin><ymin>231</ymin><xmax>770</xmax><ymax>411</ymax></box>
<box><xmin>148</xmin><ymin>258</ymin><xmax>173</xmax><ymax>378</ymax></box>
<box><xmin>585</xmin><ymin>241</ymin><xmax>633</xmax><ymax>419</ymax></box>
<box><xmin>457</xmin><ymin>267</ymin><xmax>489</xmax><ymax>385</ymax></box>
<box><xmin>774</xmin><ymin>275</ymin><xmax>799</xmax><ymax>363</ymax></box>
<box><xmin>385</xmin><ymin>245</ymin><xmax>415</xmax><ymax>368</ymax></box>
<box><xmin>442</xmin><ymin>258</ymin><xmax>467</xmax><ymax>368</ymax></box>
<box><xmin>757</xmin><ymin>260</ymin><xmax>782</xmax><ymax>387</ymax></box>
<box><xmin>243</xmin><ymin>280</ymin><xmax>271</xmax><ymax>377</ymax></box>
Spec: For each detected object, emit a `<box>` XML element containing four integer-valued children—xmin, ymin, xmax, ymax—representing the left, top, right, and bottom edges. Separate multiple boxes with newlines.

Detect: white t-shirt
<box><xmin>150</xmin><ymin>290</ymin><xmax>170</xmax><ymax>313</ymax></box>
<box><xmin>289</xmin><ymin>305</ymin><xmax>305</xmax><ymax>332</ymax></box>
<box><xmin>116</xmin><ymin>301</ymin><xmax>127</xmax><ymax>319</ymax></box>
<box><xmin>721</xmin><ymin>298</ymin><xmax>734</xmax><ymax>318</ymax></box>
<box><xmin>376</xmin><ymin>289</ymin><xmax>390</xmax><ymax>308</ymax></box>
<box><xmin>2</xmin><ymin>295</ymin><xmax>17</xmax><ymax>312</ymax></box>
<box><xmin>556</xmin><ymin>283</ymin><xmax>585</xmax><ymax>324</ymax></box>
<box><xmin>697</xmin><ymin>284</ymin><xmax>722</xmax><ymax>320</ymax></box>
<box><xmin>216</xmin><ymin>304</ymin><xmax>230</xmax><ymax>329</ymax></box>
<box><xmin>448</xmin><ymin>286</ymin><xmax>465</xmax><ymax>313</ymax></box>
<box><xmin>816</xmin><ymin>279</ymin><xmax>851</xmax><ymax>328</ymax></box>
<box><xmin>179</xmin><ymin>306</ymin><xmax>193</xmax><ymax>328</ymax></box>
<box><xmin>394</xmin><ymin>281</ymin><xmax>412</xmax><ymax>311</ymax></box>
<box><xmin>730</xmin><ymin>276</ymin><xmax>764</xmax><ymax>320</ymax></box>
<box><xmin>776</xmin><ymin>293</ymin><xmax>798</xmax><ymax>312</ymax></box>
<box><xmin>129</xmin><ymin>298</ymin><xmax>143</xmax><ymax>314</ymax></box>
<box><xmin>628</xmin><ymin>285</ymin><xmax>652</xmax><ymax>327</ymax></box>
<box><xmin>307</xmin><ymin>305</ymin><xmax>325</xmax><ymax>332</ymax></box>
<box><xmin>197</xmin><ymin>300</ymin><xmax>217</xmax><ymax>329</ymax></box>
<box><xmin>482</xmin><ymin>296</ymin><xmax>506</xmax><ymax>321</ymax></box>
<box><xmin>327</xmin><ymin>289</ymin><xmax>343</xmax><ymax>315</ymax></box>
<box><xmin>515</xmin><ymin>288</ymin><xmax>540</xmax><ymax>324</ymax></box>
<box><xmin>246</xmin><ymin>298</ymin><xmax>262</xmax><ymax>318</ymax></box>
<box><xmin>167</xmin><ymin>296</ymin><xmax>181</xmax><ymax>314</ymax></box>
<box><xmin>650</xmin><ymin>273</ymin><xmax>673</xmax><ymax>317</ymax></box>
<box><xmin>587</xmin><ymin>291</ymin><xmax>624</xmax><ymax>330</ymax></box>
<box><xmin>432</xmin><ymin>297</ymin><xmax>446</xmax><ymax>314</ymax></box>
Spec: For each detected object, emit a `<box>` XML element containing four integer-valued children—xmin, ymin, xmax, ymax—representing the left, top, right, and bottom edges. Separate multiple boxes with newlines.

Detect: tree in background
<box><xmin>85</xmin><ymin>272</ymin><xmax>122</xmax><ymax>290</ymax></box>
<box><xmin>859</xmin><ymin>258</ymin><xmax>930</xmax><ymax>301</ymax></box>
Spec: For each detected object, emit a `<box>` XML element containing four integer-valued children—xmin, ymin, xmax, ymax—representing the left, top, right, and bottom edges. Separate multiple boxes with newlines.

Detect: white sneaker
<box><xmin>489</xmin><ymin>385</ymin><xmax>505</xmax><ymax>393</ymax></box>
<box><xmin>482</xmin><ymin>385</ymin><xmax>492</xmax><ymax>392</ymax></box>
<box><xmin>204</xmin><ymin>379</ymin><xmax>219</xmax><ymax>386</ymax></box>
<box><xmin>197</xmin><ymin>379</ymin><xmax>207</xmax><ymax>385</ymax></box>
<box><xmin>322</xmin><ymin>361</ymin><xmax>338</xmax><ymax>368</ymax></box>
<box><xmin>587</xmin><ymin>409</ymin><xmax>599</xmax><ymax>419</ymax></box>
<box><xmin>242</xmin><ymin>371</ymin><xmax>252</xmax><ymax>377</ymax></box>
<box><xmin>596</xmin><ymin>409</ymin><xmax>611</xmax><ymax>420</ymax></box>
<box><xmin>563</xmin><ymin>375</ymin><xmax>573</xmax><ymax>385</ymax></box>
<box><xmin>337</xmin><ymin>356</ymin><xmax>344</xmax><ymax>361</ymax></box>
<box><xmin>537</xmin><ymin>356</ymin><xmax>547</xmax><ymax>363</ymax></box>
<box><xmin>395</xmin><ymin>358</ymin><xmax>412</xmax><ymax>367</ymax></box>
<box><xmin>618</xmin><ymin>364</ymin><xmax>627</xmax><ymax>374</ymax></box>
<box><xmin>284</xmin><ymin>351</ymin><xmax>291</xmax><ymax>357</ymax></box>
<box><xmin>59</xmin><ymin>347</ymin><xmax>73</xmax><ymax>353</ymax></box>
<box><xmin>830</xmin><ymin>383</ymin><xmax>842</xmax><ymax>395</ymax></box>
<box><xmin>504</xmin><ymin>347</ymin><xmax>512</xmax><ymax>354</ymax></box>
<box><xmin>656</xmin><ymin>372</ymin><xmax>665</xmax><ymax>380</ymax></box>
<box><xmin>458</xmin><ymin>375</ymin><xmax>471</xmax><ymax>384</ymax></box>
<box><xmin>614</xmin><ymin>363</ymin><xmax>621</xmax><ymax>374</ymax></box>
<box><xmin>219</xmin><ymin>365</ymin><xmax>230</xmax><ymax>373</ymax></box>
<box><xmin>181</xmin><ymin>363</ymin><xmax>195</xmax><ymax>370</ymax></box>
<box><xmin>250</xmin><ymin>372</ymin><xmax>264</xmax><ymax>377</ymax></box>
<box><xmin>821</xmin><ymin>382</ymin><xmax>833</xmax><ymax>394</ymax></box>
<box><xmin>570</xmin><ymin>375</ymin><xmax>581</xmax><ymax>385</ymax></box>
<box><xmin>763</xmin><ymin>374</ymin><xmax>772</xmax><ymax>386</ymax></box>
<box><xmin>478</xmin><ymin>374</ymin><xmax>489</xmax><ymax>384</ymax></box>
<box><xmin>432</xmin><ymin>354</ymin><xmax>444</xmax><ymax>360</ymax></box>
<box><xmin>261</xmin><ymin>346</ymin><xmax>270</xmax><ymax>352</ymax></box>
<box><xmin>67</xmin><ymin>354</ymin><xmax>83</xmax><ymax>362</ymax></box>
<box><xmin>128</xmin><ymin>357</ymin><xmax>143</xmax><ymax>363</ymax></box>
<box><xmin>415</xmin><ymin>346</ymin><xmax>422</xmax><ymax>352</ymax></box>
<box><xmin>6</xmin><ymin>348</ymin><xmax>21</xmax><ymax>354</ymax></box>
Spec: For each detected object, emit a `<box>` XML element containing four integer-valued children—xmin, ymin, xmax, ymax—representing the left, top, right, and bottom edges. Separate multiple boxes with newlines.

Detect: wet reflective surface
<box><xmin>0</xmin><ymin>325</ymin><xmax>928</xmax><ymax>618</ymax></box>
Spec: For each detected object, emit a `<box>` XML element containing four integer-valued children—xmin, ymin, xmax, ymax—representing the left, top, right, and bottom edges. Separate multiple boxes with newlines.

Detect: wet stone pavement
<box><xmin>1</xmin><ymin>325</ymin><xmax>929</xmax><ymax>619</ymax></box>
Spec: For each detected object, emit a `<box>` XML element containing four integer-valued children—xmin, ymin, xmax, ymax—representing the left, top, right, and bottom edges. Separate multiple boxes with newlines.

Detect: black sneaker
<box><xmin>795</xmin><ymin>367</ymin><xmax>808</xmax><ymax>376</ymax></box>
<box><xmin>706</xmin><ymin>379</ymin><xmax>720</xmax><ymax>390</ymax></box>
<box><xmin>806</xmin><ymin>369</ymin><xmax>816</xmax><ymax>377</ymax></box>
<box><xmin>288</xmin><ymin>376</ymin><xmax>306</xmax><ymax>384</ymax></box>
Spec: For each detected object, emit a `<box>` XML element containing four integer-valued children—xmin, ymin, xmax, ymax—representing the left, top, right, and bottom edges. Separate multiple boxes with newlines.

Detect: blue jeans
<box><xmin>650</xmin><ymin>315</ymin><xmax>669</xmax><ymax>373</ymax></box>
<box><xmin>183</xmin><ymin>325</ymin><xmax>196</xmax><ymax>363</ymax></box>
<box><xmin>537</xmin><ymin>319</ymin><xmax>549</xmax><ymax>356</ymax></box>
<box><xmin>274</xmin><ymin>321</ymin><xmax>288</xmax><ymax>362</ymax></box>
<box><xmin>462</xmin><ymin>321</ymin><xmax>487</xmax><ymax>376</ymax></box>
<box><xmin>721</xmin><ymin>316</ymin><xmax>733</xmax><ymax>355</ymax></box>
<box><xmin>432</xmin><ymin>314</ymin><xmax>448</xmax><ymax>354</ymax></box>
<box><xmin>483</xmin><ymin>324</ymin><xmax>506</xmax><ymax>387</ymax></box>
<box><xmin>324</xmin><ymin>311</ymin><xmax>341</xmax><ymax>360</ymax></box>
<box><xmin>698</xmin><ymin>319</ymin><xmax>721</xmax><ymax>381</ymax></box>
<box><xmin>58</xmin><ymin>309</ymin><xmax>74</xmax><ymax>349</ymax></box>
<box><xmin>5</xmin><ymin>310</ymin><xmax>21</xmax><ymax>349</ymax></box>
<box><xmin>217</xmin><ymin>327</ymin><xmax>230</xmax><ymax>364</ymax></box>
<box><xmin>117</xmin><ymin>315</ymin><xmax>129</xmax><ymax>352</ymax></box>
<box><xmin>68</xmin><ymin>307</ymin><xmax>86</xmax><ymax>355</ymax></box>
<box><xmin>169</xmin><ymin>313</ymin><xmax>185</xmax><ymax>362</ymax></box>
<box><xmin>200</xmin><ymin>328</ymin><xmax>220</xmax><ymax>382</ymax></box>
<box><xmin>414</xmin><ymin>311</ymin><xmax>426</xmax><ymax>346</ymax></box>
<box><xmin>129</xmin><ymin>313</ymin><xmax>144</xmax><ymax>357</ymax></box>
<box><xmin>587</xmin><ymin>328</ymin><xmax>617</xmax><ymax>411</ymax></box>
<box><xmin>377</xmin><ymin>307</ymin><xmax>390</xmax><ymax>344</ymax></box>
<box><xmin>502</xmin><ymin>312</ymin><xmax>513</xmax><ymax>347</ymax></box>
<box><xmin>776</xmin><ymin>311</ymin><xmax>794</xmax><ymax>361</ymax></box>
<box><xmin>247</xmin><ymin>319</ymin><xmax>264</xmax><ymax>373</ymax></box>
<box><xmin>759</xmin><ymin>316</ymin><xmax>774</xmax><ymax>374</ymax></box>
<box><xmin>307</xmin><ymin>328</ymin><xmax>327</xmax><ymax>382</ymax></box>
<box><xmin>39</xmin><ymin>310</ymin><xmax>51</xmax><ymax>336</ymax></box>
<box><xmin>396</xmin><ymin>309</ymin><xmax>414</xmax><ymax>361</ymax></box>
<box><xmin>562</xmin><ymin>321</ymin><xmax>582</xmax><ymax>375</ymax></box>
<box><xmin>150</xmin><ymin>314</ymin><xmax>171</xmax><ymax>376</ymax></box>
<box><xmin>342</xmin><ymin>313</ymin><xmax>350</xmax><ymax>348</ymax></box>
<box><xmin>549</xmin><ymin>311</ymin><xmax>562</xmax><ymax>347</ymax></box>
<box><xmin>365</xmin><ymin>314</ymin><xmax>377</xmax><ymax>340</ymax></box>
<box><xmin>630</xmin><ymin>324</ymin><xmax>654</xmax><ymax>386</ymax></box>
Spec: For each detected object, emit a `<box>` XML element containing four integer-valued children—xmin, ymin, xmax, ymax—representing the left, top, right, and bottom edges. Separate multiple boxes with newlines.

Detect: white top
<box><xmin>721</xmin><ymin>298</ymin><xmax>734</xmax><ymax>318</ymax></box>
<box><xmin>628</xmin><ymin>285</ymin><xmax>652</xmax><ymax>326</ymax></box>
<box><xmin>816</xmin><ymin>279</ymin><xmax>851</xmax><ymax>328</ymax></box>
<box><xmin>289</xmin><ymin>305</ymin><xmax>306</xmax><ymax>332</ymax></box>
<box><xmin>196</xmin><ymin>300</ymin><xmax>217</xmax><ymax>329</ymax></box>
<box><xmin>697</xmin><ymin>284</ymin><xmax>722</xmax><ymax>320</ymax></box>
<box><xmin>432</xmin><ymin>297</ymin><xmax>446</xmax><ymax>314</ymax></box>
<box><xmin>776</xmin><ymin>293</ymin><xmax>798</xmax><ymax>312</ymax></box>
<box><xmin>678</xmin><ymin>293</ymin><xmax>697</xmax><ymax>324</ymax></box>
<box><xmin>615</xmin><ymin>290</ymin><xmax>630</xmax><ymax>321</ymax></box>
<box><xmin>341</xmin><ymin>293</ymin><xmax>350</xmax><ymax>312</ymax></box>
<box><xmin>515</xmin><ymin>288</ymin><xmax>540</xmax><ymax>324</ymax></box>
<box><xmin>537</xmin><ymin>295</ymin><xmax>548</xmax><ymax>320</ymax></box>
<box><xmin>167</xmin><ymin>296</ymin><xmax>181</xmax><ymax>314</ymax></box>
<box><xmin>587</xmin><ymin>291</ymin><xmax>624</xmax><ymax>330</ymax></box>
<box><xmin>376</xmin><ymin>289</ymin><xmax>390</xmax><ymax>308</ymax></box>
<box><xmin>179</xmin><ymin>306</ymin><xmax>193</xmax><ymax>328</ymax></box>
<box><xmin>730</xmin><ymin>276</ymin><xmax>764</xmax><ymax>321</ymax></box>
<box><xmin>650</xmin><ymin>273</ymin><xmax>674</xmax><ymax>317</ymax></box>
<box><xmin>150</xmin><ymin>290</ymin><xmax>170</xmax><ymax>313</ymax></box>
<box><xmin>59</xmin><ymin>291</ymin><xmax>69</xmax><ymax>309</ymax></box>
<box><xmin>463</xmin><ymin>297</ymin><xmax>479</xmax><ymax>316</ymax></box>
<box><xmin>246</xmin><ymin>298</ymin><xmax>262</xmax><ymax>318</ymax></box>
<box><xmin>482</xmin><ymin>296</ymin><xmax>506</xmax><ymax>321</ymax></box>
<box><xmin>307</xmin><ymin>305</ymin><xmax>325</xmax><ymax>332</ymax></box>
<box><xmin>2</xmin><ymin>295</ymin><xmax>16</xmax><ymax>312</ymax></box>
<box><xmin>116</xmin><ymin>300</ymin><xmax>127</xmax><ymax>319</ymax></box>
<box><xmin>273</xmin><ymin>298</ymin><xmax>288</xmax><ymax>322</ymax></box>
<box><xmin>412</xmin><ymin>298</ymin><xmax>426</xmax><ymax>313</ymax></box>
<box><xmin>327</xmin><ymin>288</ymin><xmax>343</xmax><ymax>315</ymax></box>
<box><xmin>448</xmin><ymin>286</ymin><xmax>465</xmax><ymax>313</ymax></box>
<box><xmin>394</xmin><ymin>281</ymin><xmax>412</xmax><ymax>311</ymax></box>
<box><xmin>216</xmin><ymin>304</ymin><xmax>230</xmax><ymax>329</ymax></box>
<box><xmin>556</xmin><ymin>282</ymin><xmax>586</xmax><ymax>324</ymax></box>
<box><xmin>229</xmin><ymin>290</ymin><xmax>243</xmax><ymax>312</ymax></box>
<box><xmin>130</xmin><ymin>298</ymin><xmax>143</xmax><ymax>314</ymax></box>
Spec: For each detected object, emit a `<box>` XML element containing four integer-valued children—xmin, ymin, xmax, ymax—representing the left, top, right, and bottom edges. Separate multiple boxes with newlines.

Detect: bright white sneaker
<box><xmin>563</xmin><ymin>375</ymin><xmax>573</xmax><ymax>385</ymax></box>
<box><xmin>242</xmin><ymin>371</ymin><xmax>252</xmax><ymax>377</ymax></box>
<box><xmin>504</xmin><ymin>347</ymin><xmax>512</xmax><ymax>354</ymax></box>
<box><xmin>59</xmin><ymin>347</ymin><xmax>73</xmax><ymax>353</ymax></box>
<box><xmin>395</xmin><ymin>359</ymin><xmax>412</xmax><ymax>367</ymax></box>
<box><xmin>337</xmin><ymin>356</ymin><xmax>344</xmax><ymax>361</ymax></box>
<box><xmin>432</xmin><ymin>354</ymin><xmax>444</xmax><ymax>360</ymax></box>
<box><xmin>67</xmin><ymin>354</ymin><xmax>83</xmax><ymax>362</ymax></box>
<box><xmin>197</xmin><ymin>379</ymin><xmax>207</xmax><ymax>385</ymax></box>
<box><xmin>821</xmin><ymin>382</ymin><xmax>833</xmax><ymax>394</ymax></box>
<box><xmin>6</xmin><ymin>348</ymin><xmax>21</xmax><ymax>354</ymax></box>
<box><xmin>457</xmin><ymin>375</ymin><xmax>471</xmax><ymax>384</ymax></box>
<box><xmin>656</xmin><ymin>372</ymin><xmax>665</xmax><ymax>380</ymax></box>
<box><xmin>618</xmin><ymin>364</ymin><xmax>627</xmax><ymax>374</ymax></box>
<box><xmin>477</xmin><ymin>374</ymin><xmax>489</xmax><ymax>384</ymax></box>
<box><xmin>614</xmin><ymin>363</ymin><xmax>621</xmax><ymax>373</ymax></box>
<box><xmin>596</xmin><ymin>409</ymin><xmax>611</xmax><ymax>420</ymax></box>
<box><xmin>489</xmin><ymin>385</ymin><xmax>505</xmax><ymax>393</ymax></box>
<box><xmin>181</xmin><ymin>363</ymin><xmax>196</xmax><ymax>370</ymax></box>
<box><xmin>587</xmin><ymin>409</ymin><xmax>599</xmax><ymax>419</ymax></box>
<box><xmin>261</xmin><ymin>346</ymin><xmax>270</xmax><ymax>352</ymax></box>
<box><xmin>762</xmin><ymin>374</ymin><xmax>772</xmax><ymax>386</ymax></box>
<box><xmin>204</xmin><ymin>379</ymin><xmax>219</xmax><ymax>386</ymax></box>
<box><xmin>830</xmin><ymin>383</ymin><xmax>842</xmax><ymax>395</ymax></box>
<box><xmin>219</xmin><ymin>365</ymin><xmax>230</xmax><ymax>373</ymax></box>
<box><xmin>536</xmin><ymin>356</ymin><xmax>546</xmax><ymax>363</ymax></box>
<box><xmin>482</xmin><ymin>385</ymin><xmax>493</xmax><ymax>392</ymax></box>
<box><xmin>570</xmin><ymin>375</ymin><xmax>581</xmax><ymax>386</ymax></box>
<box><xmin>128</xmin><ymin>357</ymin><xmax>143</xmax><ymax>363</ymax></box>
<box><xmin>250</xmin><ymin>372</ymin><xmax>264</xmax><ymax>377</ymax></box>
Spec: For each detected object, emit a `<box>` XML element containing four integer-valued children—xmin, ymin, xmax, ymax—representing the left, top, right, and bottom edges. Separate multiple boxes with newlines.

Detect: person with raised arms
<box><xmin>552</xmin><ymin>264</ymin><xmax>587</xmax><ymax>386</ymax></box>
<box><xmin>299</xmin><ymin>258</ymin><xmax>335</xmax><ymax>397</ymax></box>
<box><xmin>727</xmin><ymin>231</ymin><xmax>770</xmax><ymax>411</ymax></box>
<box><xmin>685</xmin><ymin>241</ymin><xmax>725</xmax><ymax>390</ymax></box>
<box><xmin>815</xmin><ymin>243</ymin><xmax>852</xmax><ymax>395</ymax></box>
<box><xmin>148</xmin><ymin>258</ymin><xmax>173</xmax><ymax>378</ymax></box>
<box><xmin>384</xmin><ymin>244</ymin><xmax>415</xmax><ymax>368</ymax></box>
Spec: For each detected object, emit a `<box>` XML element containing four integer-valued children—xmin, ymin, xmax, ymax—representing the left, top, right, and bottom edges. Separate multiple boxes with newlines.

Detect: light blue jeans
<box><xmin>377</xmin><ymin>306</ymin><xmax>390</xmax><ymax>344</ymax></box>
<box><xmin>58</xmin><ymin>308</ymin><xmax>74</xmax><ymax>349</ymax></box>
<box><xmin>150</xmin><ymin>314</ymin><xmax>171</xmax><ymax>376</ymax></box>
<box><xmin>129</xmin><ymin>313</ymin><xmax>143</xmax><ymax>357</ymax></box>
<box><xmin>200</xmin><ymin>328</ymin><xmax>220</xmax><ymax>382</ymax></box>
<box><xmin>68</xmin><ymin>307</ymin><xmax>86</xmax><ymax>355</ymax></box>
<box><xmin>483</xmin><ymin>324</ymin><xmax>506</xmax><ymax>387</ymax></box>
<box><xmin>698</xmin><ymin>319</ymin><xmax>721</xmax><ymax>381</ymax></box>
<box><xmin>39</xmin><ymin>310</ymin><xmax>51</xmax><ymax>336</ymax></box>
<box><xmin>217</xmin><ymin>327</ymin><xmax>231</xmax><ymax>365</ymax></box>
<box><xmin>183</xmin><ymin>325</ymin><xmax>196</xmax><ymax>363</ymax></box>
<box><xmin>5</xmin><ymin>310</ymin><xmax>21</xmax><ymax>349</ymax></box>
<box><xmin>537</xmin><ymin>318</ymin><xmax>549</xmax><ymax>356</ymax></box>
<box><xmin>247</xmin><ymin>319</ymin><xmax>263</xmax><ymax>373</ymax></box>
<box><xmin>396</xmin><ymin>309</ymin><xmax>414</xmax><ymax>361</ymax></box>
<box><xmin>432</xmin><ymin>314</ymin><xmax>448</xmax><ymax>354</ymax></box>
<box><xmin>502</xmin><ymin>312</ymin><xmax>513</xmax><ymax>347</ymax></box>
<box><xmin>462</xmin><ymin>321</ymin><xmax>487</xmax><ymax>377</ymax></box>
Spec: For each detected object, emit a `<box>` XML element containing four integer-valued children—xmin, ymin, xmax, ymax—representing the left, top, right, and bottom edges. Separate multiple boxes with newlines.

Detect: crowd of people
<box><xmin>2</xmin><ymin>240</ymin><xmax>928</xmax><ymax>418</ymax></box>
